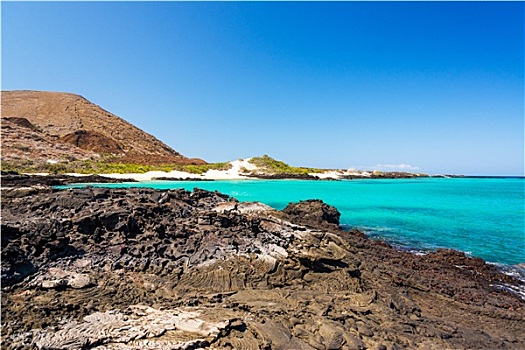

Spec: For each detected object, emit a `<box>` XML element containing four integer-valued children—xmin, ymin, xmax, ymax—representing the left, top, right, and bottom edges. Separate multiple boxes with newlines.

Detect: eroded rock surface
<box><xmin>34</xmin><ymin>305</ymin><xmax>232</xmax><ymax>350</ymax></box>
<box><xmin>2</xmin><ymin>187</ymin><xmax>524</xmax><ymax>349</ymax></box>
<box><xmin>283</xmin><ymin>199</ymin><xmax>341</xmax><ymax>229</ymax></box>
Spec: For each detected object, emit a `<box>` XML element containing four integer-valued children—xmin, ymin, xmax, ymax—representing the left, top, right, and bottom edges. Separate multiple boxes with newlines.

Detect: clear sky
<box><xmin>2</xmin><ymin>2</ymin><xmax>524</xmax><ymax>175</ymax></box>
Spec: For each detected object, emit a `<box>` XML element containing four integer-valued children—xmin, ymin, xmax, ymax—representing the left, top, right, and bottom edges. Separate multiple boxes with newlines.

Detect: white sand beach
<box><xmin>97</xmin><ymin>158</ymin><xmax>258</xmax><ymax>181</ymax></box>
<box><xmin>26</xmin><ymin>159</ymin><xmax>380</xmax><ymax>182</ymax></box>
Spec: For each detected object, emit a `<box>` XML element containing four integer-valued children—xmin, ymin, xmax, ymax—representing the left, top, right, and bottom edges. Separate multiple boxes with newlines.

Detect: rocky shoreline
<box><xmin>151</xmin><ymin>177</ymin><xmax>215</xmax><ymax>181</ymax></box>
<box><xmin>245</xmin><ymin>173</ymin><xmax>326</xmax><ymax>180</ymax></box>
<box><xmin>1</xmin><ymin>181</ymin><xmax>524</xmax><ymax>349</ymax></box>
<box><xmin>1</xmin><ymin>172</ymin><xmax>431</xmax><ymax>186</ymax></box>
<box><xmin>0</xmin><ymin>173</ymin><xmax>138</xmax><ymax>187</ymax></box>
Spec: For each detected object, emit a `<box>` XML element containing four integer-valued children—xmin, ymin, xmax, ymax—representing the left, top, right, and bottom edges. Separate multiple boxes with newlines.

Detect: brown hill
<box><xmin>60</xmin><ymin>130</ymin><xmax>124</xmax><ymax>154</ymax></box>
<box><xmin>1</xmin><ymin>90</ymin><xmax>204</xmax><ymax>165</ymax></box>
<box><xmin>1</xmin><ymin>117</ymin><xmax>95</xmax><ymax>164</ymax></box>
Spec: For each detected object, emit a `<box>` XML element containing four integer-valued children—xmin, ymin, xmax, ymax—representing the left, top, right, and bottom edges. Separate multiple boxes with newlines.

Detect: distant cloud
<box><xmin>375</xmin><ymin>164</ymin><xmax>420</xmax><ymax>171</ymax></box>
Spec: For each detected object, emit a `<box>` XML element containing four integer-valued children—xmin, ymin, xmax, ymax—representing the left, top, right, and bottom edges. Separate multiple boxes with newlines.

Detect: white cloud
<box><xmin>375</xmin><ymin>164</ymin><xmax>420</xmax><ymax>171</ymax></box>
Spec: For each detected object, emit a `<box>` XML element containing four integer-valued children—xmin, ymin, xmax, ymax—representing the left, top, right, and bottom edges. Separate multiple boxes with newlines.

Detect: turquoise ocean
<box><xmin>59</xmin><ymin>178</ymin><xmax>524</xmax><ymax>267</ymax></box>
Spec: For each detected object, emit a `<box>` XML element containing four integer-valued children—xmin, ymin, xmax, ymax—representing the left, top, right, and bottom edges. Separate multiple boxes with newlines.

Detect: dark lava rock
<box><xmin>342</xmin><ymin>172</ymin><xmax>428</xmax><ymax>180</ymax></box>
<box><xmin>1</xmin><ymin>174</ymin><xmax>137</xmax><ymax>187</ymax></box>
<box><xmin>1</xmin><ymin>187</ymin><xmax>524</xmax><ymax>350</ymax></box>
<box><xmin>151</xmin><ymin>177</ymin><xmax>214</xmax><ymax>181</ymax></box>
<box><xmin>246</xmin><ymin>173</ymin><xmax>322</xmax><ymax>180</ymax></box>
<box><xmin>283</xmin><ymin>199</ymin><xmax>341</xmax><ymax>228</ymax></box>
<box><xmin>1</xmin><ymin>185</ymin><xmax>53</xmax><ymax>199</ymax></box>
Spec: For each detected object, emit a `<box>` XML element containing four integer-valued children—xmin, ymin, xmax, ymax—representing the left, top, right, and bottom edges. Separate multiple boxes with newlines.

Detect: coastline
<box><xmin>10</xmin><ymin>171</ymin><xmax>522</xmax><ymax>185</ymax></box>
<box><xmin>2</xmin><ymin>158</ymin><xmax>429</xmax><ymax>181</ymax></box>
<box><xmin>3</xmin><ymin>174</ymin><xmax>523</xmax><ymax>269</ymax></box>
<box><xmin>3</xmin><ymin>173</ymin><xmax>523</xmax><ymax>268</ymax></box>
<box><xmin>14</xmin><ymin>169</ymin><xmax>430</xmax><ymax>182</ymax></box>
<box><xmin>7</xmin><ymin>155</ymin><xmax>521</xmax><ymax>182</ymax></box>
<box><xmin>2</xmin><ymin>185</ymin><xmax>524</xmax><ymax>349</ymax></box>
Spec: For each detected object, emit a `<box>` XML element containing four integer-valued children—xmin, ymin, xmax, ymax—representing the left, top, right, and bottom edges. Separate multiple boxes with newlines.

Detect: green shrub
<box><xmin>181</xmin><ymin>162</ymin><xmax>232</xmax><ymax>174</ymax></box>
<box><xmin>248</xmin><ymin>155</ymin><xmax>325</xmax><ymax>175</ymax></box>
<box><xmin>0</xmin><ymin>158</ymin><xmax>233</xmax><ymax>175</ymax></box>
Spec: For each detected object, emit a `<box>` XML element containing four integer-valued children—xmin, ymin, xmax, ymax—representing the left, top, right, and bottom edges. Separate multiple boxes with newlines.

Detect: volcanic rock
<box><xmin>0</xmin><ymin>174</ymin><xmax>137</xmax><ymax>188</ymax></box>
<box><xmin>151</xmin><ymin>177</ymin><xmax>214</xmax><ymax>181</ymax></box>
<box><xmin>1</xmin><ymin>187</ymin><xmax>524</xmax><ymax>349</ymax></box>
<box><xmin>246</xmin><ymin>173</ymin><xmax>322</xmax><ymax>180</ymax></box>
<box><xmin>283</xmin><ymin>199</ymin><xmax>341</xmax><ymax>228</ymax></box>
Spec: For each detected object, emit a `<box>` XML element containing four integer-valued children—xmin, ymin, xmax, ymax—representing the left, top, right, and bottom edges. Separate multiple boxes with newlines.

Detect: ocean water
<box><xmin>59</xmin><ymin>178</ymin><xmax>524</xmax><ymax>266</ymax></box>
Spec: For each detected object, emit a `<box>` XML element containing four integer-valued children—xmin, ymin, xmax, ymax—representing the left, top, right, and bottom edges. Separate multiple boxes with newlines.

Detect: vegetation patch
<box><xmin>248</xmin><ymin>155</ymin><xmax>325</xmax><ymax>175</ymax></box>
<box><xmin>179</xmin><ymin>162</ymin><xmax>231</xmax><ymax>174</ymax></box>
<box><xmin>0</xmin><ymin>159</ymin><xmax>232</xmax><ymax>175</ymax></box>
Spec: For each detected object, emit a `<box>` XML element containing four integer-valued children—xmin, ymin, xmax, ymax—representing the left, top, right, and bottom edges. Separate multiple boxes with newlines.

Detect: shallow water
<box><xmin>58</xmin><ymin>178</ymin><xmax>525</xmax><ymax>266</ymax></box>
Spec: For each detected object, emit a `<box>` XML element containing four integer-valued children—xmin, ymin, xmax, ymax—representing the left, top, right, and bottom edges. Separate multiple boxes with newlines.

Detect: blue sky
<box><xmin>2</xmin><ymin>2</ymin><xmax>523</xmax><ymax>175</ymax></box>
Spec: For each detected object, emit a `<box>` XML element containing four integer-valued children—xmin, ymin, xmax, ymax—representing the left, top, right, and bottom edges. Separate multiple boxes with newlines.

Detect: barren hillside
<box><xmin>1</xmin><ymin>90</ymin><xmax>204</xmax><ymax>165</ymax></box>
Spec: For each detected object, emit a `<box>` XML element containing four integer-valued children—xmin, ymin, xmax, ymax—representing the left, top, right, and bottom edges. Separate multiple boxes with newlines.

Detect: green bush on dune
<box><xmin>0</xmin><ymin>159</ymin><xmax>232</xmax><ymax>175</ymax></box>
<box><xmin>1</xmin><ymin>155</ymin><xmax>325</xmax><ymax>176</ymax></box>
<box><xmin>181</xmin><ymin>162</ymin><xmax>231</xmax><ymax>174</ymax></box>
<box><xmin>248</xmin><ymin>155</ymin><xmax>325</xmax><ymax>175</ymax></box>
